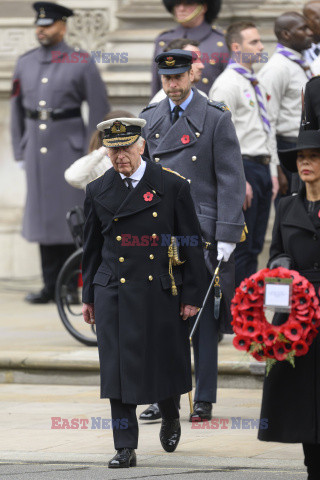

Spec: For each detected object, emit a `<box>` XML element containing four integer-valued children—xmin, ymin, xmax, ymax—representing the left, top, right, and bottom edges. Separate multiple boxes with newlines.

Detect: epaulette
<box><xmin>207</xmin><ymin>99</ymin><xmax>230</xmax><ymax>112</ymax></box>
<box><xmin>211</xmin><ymin>25</ymin><xmax>225</xmax><ymax>36</ymax></box>
<box><xmin>141</xmin><ymin>103</ymin><xmax>157</xmax><ymax>113</ymax></box>
<box><xmin>162</xmin><ymin>167</ymin><xmax>186</xmax><ymax>179</ymax></box>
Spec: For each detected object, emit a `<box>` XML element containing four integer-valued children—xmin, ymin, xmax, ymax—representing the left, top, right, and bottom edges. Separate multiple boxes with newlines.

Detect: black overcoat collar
<box><xmin>282</xmin><ymin>188</ymin><xmax>317</xmax><ymax>235</ymax></box>
<box><xmin>147</xmin><ymin>88</ymin><xmax>207</xmax><ymax>155</ymax></box>
<box><xmin>95</xmin><ymin>158</ymin><xmax>164</xmax><ymax>231</ymax></box>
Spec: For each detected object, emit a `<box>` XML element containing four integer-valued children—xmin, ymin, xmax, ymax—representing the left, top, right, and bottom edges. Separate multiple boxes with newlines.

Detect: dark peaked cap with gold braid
<box><xmin>156</xmin><ymin>49</ymin><xmax>193</xmax><ymax>74</ymax></box>
<box><xmin>97</xmin><ymin>117</ymin><xmax>146</xmax><ymax>148</ymax></box>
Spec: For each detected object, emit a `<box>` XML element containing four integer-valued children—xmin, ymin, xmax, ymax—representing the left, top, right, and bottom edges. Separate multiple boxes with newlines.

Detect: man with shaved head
<box><xmin>303</xmin><ymin>1</ymin><xmax>320</xmax><ymax>64</ymax></box>
<box><xmin>258</xmin><ymin>12</ymin><xmax>313</xmax><ymax>200</ymax></box>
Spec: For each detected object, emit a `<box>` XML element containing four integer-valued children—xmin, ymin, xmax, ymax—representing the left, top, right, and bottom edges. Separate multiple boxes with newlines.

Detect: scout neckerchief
<box><xmin>276</xmin><ymin>43</ymin><xmax>313</xmax><ymax>79</ymax></box>
<box><xmin>227</xmin><ymin>58</ymin><xmax>271</xmax><ymax>134</ymax></box>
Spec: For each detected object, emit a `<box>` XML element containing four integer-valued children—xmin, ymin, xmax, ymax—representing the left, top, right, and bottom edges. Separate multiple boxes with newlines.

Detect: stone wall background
<box><xmin>0</xmin><ymin>0</ymin><xmax>304</xmax><ymax>278</ymax></box>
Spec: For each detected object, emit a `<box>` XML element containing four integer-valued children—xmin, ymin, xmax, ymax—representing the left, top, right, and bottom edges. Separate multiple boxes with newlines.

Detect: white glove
<box><xmin>16</xmin><ymin>160</ymin><xmax>25</xmax><ymax>170</ymax></box>
<box><xmin>97</xmin><ymin>146</ymin><xmax>107</xmax><ymax>156</ymax></box>
<box><xmin>217</xmin><ymin>241</ymin><xmax>236</xmax><ymax>262</ymax></box>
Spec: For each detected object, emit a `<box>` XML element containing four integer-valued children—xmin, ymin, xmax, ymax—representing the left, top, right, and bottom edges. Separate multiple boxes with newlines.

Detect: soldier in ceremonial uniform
<box><xmin>140</xmin><ymin>50</ymin><xmax>246</xmax><ymax>422</ymax></box>
<box><xmin>151</xmin><ymin>0</ymin><xmax>228</xmax><ymax>97</ymax></box>
<box><xmin>82</xmin><ymin>117</ymin><xmax>207</xmax><ymax>468</ymax></box>
<box><xmin>10</xmin><ymin>2</ymin><xmax>110</xmax><ymax>303</ymax></box>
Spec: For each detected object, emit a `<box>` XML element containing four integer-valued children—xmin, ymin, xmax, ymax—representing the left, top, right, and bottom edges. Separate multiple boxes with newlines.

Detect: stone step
<box><xmin>0</xmin><ymin>348</ymin><xmax>265</xmax><ymax>389</ymax></box>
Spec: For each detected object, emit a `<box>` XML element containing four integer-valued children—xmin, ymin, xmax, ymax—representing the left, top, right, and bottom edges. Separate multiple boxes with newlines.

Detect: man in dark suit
<box><xmin>140</xmin><ymin>50</ymin><xmax>246</xmax><ymax>422</ymax></box>
<box><xmin>81</xmin><ymin>117</ymin><xmax>207</xmax><ymax>468</ymax></box>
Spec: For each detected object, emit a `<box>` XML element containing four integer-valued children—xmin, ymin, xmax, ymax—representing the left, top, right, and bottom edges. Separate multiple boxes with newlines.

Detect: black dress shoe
<box><xmin>159</xmin><ymin>418</ymin><xmax>181</xmax><ymax>452</ymax></box>
<box><xmin>139</xmin><ymin>402</ymin><xmax>162</xmax><ymax>421</ymax></box>
<box><xmin>25</xmin><ymin>289</ymin><xmax>55</xmax><ymax>304</ymax></box>
<box><xmin>108</xmin><ymin>448</ymin><xmax>136</xmax><ymax>468</ymax></box>
<box><xmin>189</xmin><ymin>401</ymin><xmax>212</xmax><ymax>422</ymax></box>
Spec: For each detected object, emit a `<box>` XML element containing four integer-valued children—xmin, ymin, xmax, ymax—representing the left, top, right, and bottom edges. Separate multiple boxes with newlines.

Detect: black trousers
<box><xmin>191</xmin><ymin>269</ymin><xmax>219</xmax><ymax>403</ymax></box>
<box><xmin>303</xmin><ymin>444</ymin><xmax>320</xmax><ymax>479</ymax></box>
<box><xmin>235</xmin><ymin>160</ymin><xmax>272</xmax><ymax>287</ymax></box>
<box><xmin>110</xmin><ymin>396</ymin><xmax>179</xmax><ymax>449</ymax></box>
<box><xmin>40</xmin><ymin>244</ymin><xmax>75</xmax><ymax>294</ymax></box>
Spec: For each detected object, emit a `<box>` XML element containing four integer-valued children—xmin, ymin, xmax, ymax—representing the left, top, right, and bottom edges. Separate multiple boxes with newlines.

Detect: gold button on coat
<box><xmin>120</xmin><ymin>278</ymin><xmax>126</xmax><ymax>283</ymax></box>
<box><xmin>41</xmin><ymin>77</ymin><xmax>48</xmax><ymax>83</ymax></box>
<box><xmin>153</xmin><ymin>212</ymin><xmax>158</xmax><ymax>217</ymax></box>
<box><xmin>149</xmin><ymin>254</ymin><xmax>154</xmax><ymax>260</ymax></box>
<box><xmin>39</xmin><ymin>100</ymin><xmax>46</xmax><ymax>106</ymax></box>
<box><xmin>155</xmin><ymin>133</ymin><xmax>160</xmax><ymax>138</ymax></box>
<box><xmin>114</xmin><ymin>218</ymin><xmax>118</xmax><ymax>222</ymax></box>
<box><xmin>209</xmin><ymin>59</ymin><xmax>216</xmax><ymax>65</ymax></box>
<box><xmin>159</xmin><ymin>41</ymin><xmax>165</xmax><ymax>47</ymax></box>
<box><xmin>202</xmin><ymin>77</ymin><xmax>209</xmax><ymax>84</ymax></box>
<box><xmin>192</xmin><ymin>156</ymin><xmax>197</xmax><ymax>162</ymax></box>
<box><xmin>148</xmin><ymin>275</ymin><xmax>153</xmax><ymax>281</ymax></box>
<box><xmin>155</xmin><ymin>157</ymin><xmax>160</xmax><ymax>162</ymax></box>
<box><xmin>40</xmin><ymin>147</ymin><xmax>47</xmax><ymax>154</ymax></box>
<box><xmin>217</xmin><ymin>41</ymin><xmax>224</xmax><ymax>47</ymax></box>
<box><xmin>152</xmin><ymin>233</ymin><xmax>157</xmax><ymax>238</ymax></box>
<box><xmin>195</xmin><ymin>132</ymin><xmax>200</xmax><ymax>137</ymax></box>
<box><xmin>116</xmin><ymin>236</ymin><xmax>122</xmax><ymax>241</ymax></box>
<box><xmin>39</xmin><ymin>124</ymin><xmax>47</xmax><ymax>130</ymax></box>
<box><xmin>119</xmin><ymin>257</ymin><xmax>124</xmax><ymax>263</ymax></box>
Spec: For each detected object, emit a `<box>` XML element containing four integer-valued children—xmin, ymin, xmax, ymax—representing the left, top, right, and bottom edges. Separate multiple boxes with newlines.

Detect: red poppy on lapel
<box><xmin>266</xmin><ymin>94</ymin><xmax>271</xmax><ymax>101</ymax></box>
<box><xmin>181</xmin><ymin>135</ymin><xmax>190</xmax><ymax>144</ymax></box>
<box><xmin>143</xmin><ymin>192</ymin><xmax>153</xmax><ymax>202</ymax></box>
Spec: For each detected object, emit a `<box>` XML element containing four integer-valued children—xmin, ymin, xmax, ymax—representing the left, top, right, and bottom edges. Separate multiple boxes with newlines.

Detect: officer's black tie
<box><xmin>124</xmin><ymin>178</ymin><xmax>134</xmax><ymax>191</ymax></box>
<box><xmin>172</xmin><ymin>105</ymin><xmax>182</xmax><ymax>124</ymax></box>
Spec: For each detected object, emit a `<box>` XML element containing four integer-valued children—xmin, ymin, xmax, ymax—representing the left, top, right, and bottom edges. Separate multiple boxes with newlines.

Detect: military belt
<box><xmin>242</xmin><ymin>154</ymin><xmax>271</xmax><ymax>166</ymax></box>
<box><xmin>25</xmin><ymin>107</ymin><xmax>81</xmax><ymax>121</ymax></box>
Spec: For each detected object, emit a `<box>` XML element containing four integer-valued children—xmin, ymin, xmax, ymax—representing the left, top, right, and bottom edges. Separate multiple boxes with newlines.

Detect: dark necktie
<box><xmin>172</xmin><ymin>105</ymin><xmax>182</xmax><ymax>124</ymax></box>
<box><xmin>124</xmin><ymin>178</ymin><xmax>133</xmax><ymax>191</ymax></box>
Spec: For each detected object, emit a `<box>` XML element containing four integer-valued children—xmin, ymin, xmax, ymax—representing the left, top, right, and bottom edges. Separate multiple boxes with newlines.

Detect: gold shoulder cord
<box><xmin>241</xmin><ymin>224</ymin><xmax>248</xmax><ymax>242</ymax></box>
<box><xmin>168</xmin><ymin>236</ymin><xmax>185</xmax><ymax>296</ymax></box>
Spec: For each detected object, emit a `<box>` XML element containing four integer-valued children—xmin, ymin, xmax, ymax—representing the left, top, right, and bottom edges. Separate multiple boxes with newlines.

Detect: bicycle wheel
<box><xmin>55</xmin><ymin>248</ymin><xmax>97</xmax><ymax>346</ymax></box>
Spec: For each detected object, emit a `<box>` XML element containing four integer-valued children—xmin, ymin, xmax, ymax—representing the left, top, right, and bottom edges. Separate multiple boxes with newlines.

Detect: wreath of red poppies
<box><xmin>231</xmin><ymin>267</ymin><xmax>320</xmax><ymax>369</ymax></box>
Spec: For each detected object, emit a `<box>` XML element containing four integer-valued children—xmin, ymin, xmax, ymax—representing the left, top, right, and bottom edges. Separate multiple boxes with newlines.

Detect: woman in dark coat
<box><xmin>258</xmin><ymin>130</ymin><xmax>320</xmax><ymax>479</ymax></box>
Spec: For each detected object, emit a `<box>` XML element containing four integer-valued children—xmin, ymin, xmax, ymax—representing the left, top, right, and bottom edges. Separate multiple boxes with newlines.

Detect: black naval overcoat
<box><xmin>82</xmin><ymin>158</ymin><xmax>207</xmax><ymax>405</ymax></box>
<box><xmin>259</xmin><ymin>188</ymin><xmax>320</xmax><ymax>444</ymax></box>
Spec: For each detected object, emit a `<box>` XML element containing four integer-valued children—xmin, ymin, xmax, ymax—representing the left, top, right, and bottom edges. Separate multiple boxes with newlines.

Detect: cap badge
<box><xmin>165</xmin><ymin>57</ymin><xmax>176</xmax><ymax>67</ymax></box>
<box><xmin>111</xmin><ymin>121</ymin><xmax>126</xmax><ymax>134</ymax></box>
<box><xmin>39</xmin><ymin>7</ymin><xmax>46</xmax><ymax>18</ymax></box>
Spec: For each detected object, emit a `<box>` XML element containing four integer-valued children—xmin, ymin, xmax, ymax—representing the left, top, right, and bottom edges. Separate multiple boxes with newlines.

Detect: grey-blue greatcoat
<box><xmin>10</xmin><ymin>40</ymin><xmax>110</xmax><ymax>245</ymax></box>
<box><xmin>151</xmin><ymin>21</ymin><xmax>228</xmax><ymax>97</ymax></box>
<box><xmin>140</xmin><ymin>88</ymin><xmax>246</xmax><ymax>333</ymax></box>
<box><xmin>81</xmin><ymin>159</ymin><xmax>207</xmax><ymax>404</ymax></box>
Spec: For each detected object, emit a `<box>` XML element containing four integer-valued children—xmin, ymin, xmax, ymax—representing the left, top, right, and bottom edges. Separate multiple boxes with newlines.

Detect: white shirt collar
<box><xmin>119</xmin><ymin>157</ymin><xmax>146</xmax><ymax>183</ymax></box>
